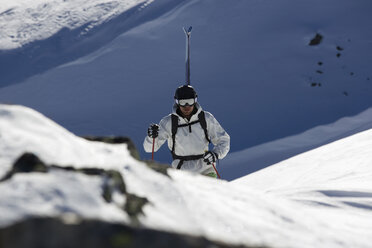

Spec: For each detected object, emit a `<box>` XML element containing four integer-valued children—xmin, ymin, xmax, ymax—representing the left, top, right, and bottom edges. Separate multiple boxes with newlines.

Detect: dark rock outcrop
<box><xmin>0</xmin><ymin>152</ymin><xmax>149</xmax><ymax>225</ymax></box>
<box><xmin>0</xmin><ymin>217</ymin><xmax>264</xmax><ymax>248</ymax></box>
<box><xmin>82</xmin><ymin>135</ymin><xmax>170</xmax><ymax>177</ymax></box>
<box><xmin>0</xmin><ymin>147</ymin><xmax>265</xmax><ymax>247</ymax></box>
<box><xmin>0</xmin><ymin>153</ymin><xmax>48</xmax><ymax>182</ymax></box>
<box><xmin>309</xmin><ymin>33</ymin><xmax>323</xmax><ymax>46</ymax></box>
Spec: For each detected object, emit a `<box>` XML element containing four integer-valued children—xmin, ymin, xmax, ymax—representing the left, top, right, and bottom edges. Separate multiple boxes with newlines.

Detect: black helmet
<box><xmin>174</xmin><ymin>85</ymin><xmax>197</xmax><ymax>100</ymax></box>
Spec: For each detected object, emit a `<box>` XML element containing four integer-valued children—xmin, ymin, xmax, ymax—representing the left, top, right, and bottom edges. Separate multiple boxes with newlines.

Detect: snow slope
<box><xmin>233</xmin><ymin>126</ymin><xmax>372</xmax><ymax>247</ymax></box>
<box><xmin>0</xmin><ymin>0</ymin><xmax>150</xmax><ymax>50</ymax></box>
<box><xmin>1</xmin><ymin>104</ymin><xmax>372</xmax><ymax>247</ymax></box>
<box><xmin>1</xmin><ymin>0</ymin><xmax>372</xmax><ymax>179</ymax></box>
<box><xmin>221</xmin><ymin>106</ymin><xmax>372</xmax><ymax>180</ymax></box>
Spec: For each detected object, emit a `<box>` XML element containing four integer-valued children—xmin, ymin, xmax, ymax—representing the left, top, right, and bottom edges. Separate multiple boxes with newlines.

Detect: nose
<box><xmin>182</xmin><ymin>105</ymin><xmax>192</xmax><ymax>110</ymax></box>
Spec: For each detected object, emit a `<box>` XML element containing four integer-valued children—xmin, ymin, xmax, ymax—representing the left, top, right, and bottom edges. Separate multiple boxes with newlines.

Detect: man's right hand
<box><xmin>203</xmin><ymin>151</ymin><xmax>217</xmax><ymax>165</ymax></box>
<box><xmin>147</xmin><ymin>124</ymin><xmax>159</xmax><ymax>138</ymax></box>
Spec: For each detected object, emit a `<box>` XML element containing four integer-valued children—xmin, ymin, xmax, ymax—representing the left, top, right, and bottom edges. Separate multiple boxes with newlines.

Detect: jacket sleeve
<box><xmin>206</xmin><ymin>112</ymin><xmax>230</xmax><ymax>160</ymax></box>
<box><xmin>143</xmin><ymin>116</ymin><xmax>170</xmax><ymax>153</ymax></box>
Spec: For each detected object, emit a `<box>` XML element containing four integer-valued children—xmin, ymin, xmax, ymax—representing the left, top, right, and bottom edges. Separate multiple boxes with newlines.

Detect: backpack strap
<box><xmin>171</xmin><ymin>114</ymin><xmax>179</xmax><ymax>155</ymax></box>
<box><xmin>198</xmin><ymin>111</ymin><xmax>211</xmax><ymax>143</ymax></box>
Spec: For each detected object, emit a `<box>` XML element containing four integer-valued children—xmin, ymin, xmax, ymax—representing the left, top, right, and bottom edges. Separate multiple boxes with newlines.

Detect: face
<box><xmin>179</xmin><ymin>104</ymin><xmax>195</xmax><ymax>118</ymax></box>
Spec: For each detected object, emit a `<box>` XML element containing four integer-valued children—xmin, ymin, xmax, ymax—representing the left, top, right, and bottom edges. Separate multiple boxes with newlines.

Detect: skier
<box><xmin>143</xmin><ymin>85</ymin><xmax>230</xmax><ymax>178</ymax></box>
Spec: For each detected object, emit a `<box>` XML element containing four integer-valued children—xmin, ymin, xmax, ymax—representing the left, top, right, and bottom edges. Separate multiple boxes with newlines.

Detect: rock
<box><xmin>125</xmin><ymin>193</ymin><xmax>149</xmax><ymax>226</ymax></box>
<box><xmin>0</xmin><ymin>217</ymin><xmax>261</xmax><ymax>248</ymax></box>
<box><xmin>0</xmin><ymin>153</ymin><xmax>48</xmax><ymax>182</ymax></box>
<box><xmin>1</xmin><ymin>152</ymin><xmax>149</xmax><ymax>225</ymax></box>
<box><xmin>144</xmin><ymin>160</ymin><xmax>170</xmax><ymax>177</ymax></box>
<box><xmin>309</xmin><ymin>33</ymin><xmax>323</xmax><ymax>46</ymax></box>
<box><xmin>82</xmin><ymin>135</ymin><xmax>170</xmax><ymax>176</ymax></box>
<box><xmin>310</xmin><ymin>82</ymin><xmax>321</xmax><ymax>87</ymax></box>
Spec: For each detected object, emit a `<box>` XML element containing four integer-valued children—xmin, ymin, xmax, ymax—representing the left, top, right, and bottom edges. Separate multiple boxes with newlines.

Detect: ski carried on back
<box><xmin>183</xmin><ymin>26</ymin><xmax>192</xmax><ymax>86</ymax></box>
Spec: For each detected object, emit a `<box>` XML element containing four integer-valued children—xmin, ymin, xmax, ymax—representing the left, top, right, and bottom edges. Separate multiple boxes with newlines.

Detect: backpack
<box><xmin>170</xmin><ymin>111</ymin><xmax>211</xmax><ymax>166</ymax></box>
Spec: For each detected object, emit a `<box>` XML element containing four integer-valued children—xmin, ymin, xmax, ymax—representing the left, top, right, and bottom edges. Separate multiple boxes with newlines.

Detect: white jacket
<box><xmin>143</xmin><ymin>103</ymin><xmax>230</xmax><ymax>174</ymax></box>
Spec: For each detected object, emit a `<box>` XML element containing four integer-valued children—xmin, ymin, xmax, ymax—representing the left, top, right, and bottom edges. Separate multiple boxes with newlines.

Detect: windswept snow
<box><xmin>1</xmin><ymin>104</ymin><xmax>372</xmax><ymax>247</ymax></box>
<box><xmin>234</xmin><ymin>127</ymin><xmax>372</xmax><ymax>195</ymax></box>
<box><xmin>233</xmin><ymin>124</ymin><xmax>372</xmax><ymax>247</ymax></box>
<box><xmin>0</xmin><ymin>0</ymin><xmax>152</xmax><ymax>50</ymax></box>
<box><xmin>0</xmin><ymin>104</ymin><xmax>135</xmax><ymax>178</ymax></box>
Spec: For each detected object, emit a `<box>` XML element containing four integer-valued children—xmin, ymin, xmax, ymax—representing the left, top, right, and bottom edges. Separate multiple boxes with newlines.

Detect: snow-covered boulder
<box><xmin>1</xmin><ymin>104</ymin><xmax>372</xmax><ymax>248</ymax></box>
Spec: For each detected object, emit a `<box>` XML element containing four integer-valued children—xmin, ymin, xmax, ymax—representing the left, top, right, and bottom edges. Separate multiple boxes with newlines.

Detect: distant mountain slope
<box><xmin>0</xmin><ymin>0</ymin><xmax>186</xmax><ymax>86</ymax></box>
<box><xmin>0</xmin><ymin>0</ymin><xmax>148</xmax><ymax>50</ymax></box>
<box><xmin>221</xmin><ymin>106</ymin><xmax>372</xmax><ymax>180</ymax></box>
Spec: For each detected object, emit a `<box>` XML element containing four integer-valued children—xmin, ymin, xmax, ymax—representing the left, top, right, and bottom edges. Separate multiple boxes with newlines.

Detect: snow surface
<box><xmin>0</xmin><ymin>170</ymin><xmax>129</xmax><ymax>225</ymax></box>
<box><xmin>1</xmin><ymin>0</ymin><xmax>372</xmax><ymax>245</ymax></box>
<box><xmin>1</xmin><ymin>104</ymin><xmax>372</xmax><ymax>248</ymax></box>
<box><xmin>0</xmin><ymin>0</ymin><xmax>372</xmax><ymax>180</ymax></box>
<box><xmin>0</xmin><ymin>104</ymin><xmax>135</xmax><ymax>176</ymax></box>
<box><xmin>0</xmin><ymin>0</ymin><xmax>151</xmax><ymax>50</ymax></box>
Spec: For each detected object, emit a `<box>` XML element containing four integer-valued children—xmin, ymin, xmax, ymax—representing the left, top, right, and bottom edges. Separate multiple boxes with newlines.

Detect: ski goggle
<box><xmin>176</xmin><ymin>98</ymin><xmax>196</xmax><ymax>107</ymax></box>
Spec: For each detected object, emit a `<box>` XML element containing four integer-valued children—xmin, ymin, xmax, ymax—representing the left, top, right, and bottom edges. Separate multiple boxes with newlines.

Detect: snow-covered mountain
<box><xmin>1</xmin><ymin>104</ymin><xmax>372</xmax><ymax>248</ymax></box>
<box><xmin>1</xmin><ymin>0</ymin><xmax>372</xmax><ymax>180</ymax></box>
<box><xmin>1</xmin><ymin>0</ymin><xmax>372</xmax><ymax>245</ymax></box>
<box><xmin>0</xmin><ymin>0</ymin><xmax>150</xmax><ymax>50</ymax></box>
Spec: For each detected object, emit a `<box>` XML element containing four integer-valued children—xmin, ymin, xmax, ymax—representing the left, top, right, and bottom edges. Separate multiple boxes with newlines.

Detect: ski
<box><xmin>183</xmin><ymin>26</ymin><xmax>192</xmax><ymax>85</ymax></box>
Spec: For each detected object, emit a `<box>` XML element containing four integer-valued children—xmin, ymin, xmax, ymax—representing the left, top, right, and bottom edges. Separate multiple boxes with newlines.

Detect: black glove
<box><xmin>203</xmin><ymin>151</ymin><xmax>218</xmax><ymax>165</ymax></box>
<box><xmin>147</xmin><ymin>124</ymin><xmax>159</xmax><ymax>138</ymax></box>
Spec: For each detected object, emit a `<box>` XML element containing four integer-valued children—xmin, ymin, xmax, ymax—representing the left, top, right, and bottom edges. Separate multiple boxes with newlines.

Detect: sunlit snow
<box><xmin>1</xmin><ymin>104</ymin><xmax>372</xmax><ymax>248</ymax></box>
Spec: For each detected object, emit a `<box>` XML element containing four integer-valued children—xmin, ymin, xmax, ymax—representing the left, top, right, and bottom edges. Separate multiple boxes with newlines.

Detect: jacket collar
<box><xmin>172</xmin><ymin>102</ymin><xmax>202</xmax><ymax>123</ymax></box>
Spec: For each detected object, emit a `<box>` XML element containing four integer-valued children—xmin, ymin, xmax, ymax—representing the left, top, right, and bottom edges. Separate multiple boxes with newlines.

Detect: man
<box><xmin>143</xmin><ymin>85</ymin><xmax>230</xmax><ymax>178</ymax></box>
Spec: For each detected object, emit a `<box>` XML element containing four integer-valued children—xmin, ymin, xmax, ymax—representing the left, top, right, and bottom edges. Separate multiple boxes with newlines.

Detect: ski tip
<box><xmin>183</xmin><ymin>26</ymin><xmax>192</xmax><ymax>34</ymax></box>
